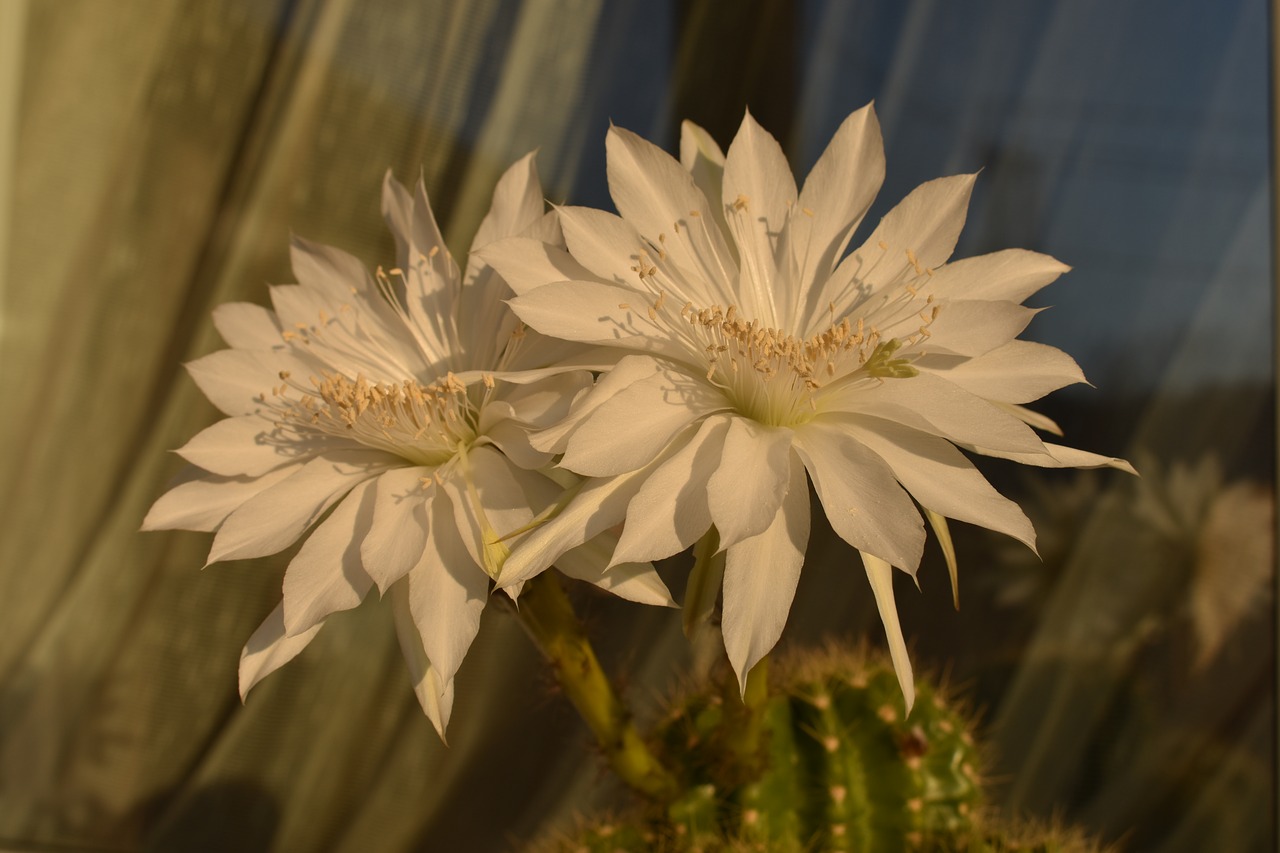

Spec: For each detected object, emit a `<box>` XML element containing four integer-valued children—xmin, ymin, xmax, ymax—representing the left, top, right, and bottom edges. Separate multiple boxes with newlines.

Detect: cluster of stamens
<box><xmin>266</xmin><ymin>370</ymin><xmax>478</xmax><ymax>467</ymax></box>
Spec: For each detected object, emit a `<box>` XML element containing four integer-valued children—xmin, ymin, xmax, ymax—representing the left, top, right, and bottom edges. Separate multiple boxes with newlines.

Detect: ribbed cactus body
<box><xmin>538</xmin><ymin>648</ymin><xmax>1107</xmax><ymax>853</ymax></box>
<box><xmin>656</xmin><ymin>650</ymin><xmax>982</xmax><ymax>851</ymax></box>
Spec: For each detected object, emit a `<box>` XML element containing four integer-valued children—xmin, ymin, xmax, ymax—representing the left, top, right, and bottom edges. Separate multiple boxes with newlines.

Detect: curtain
<box><xmin>0</xmin><ymin>1</ymin><xmax>1271</xmax><ymax>850</ymax></box>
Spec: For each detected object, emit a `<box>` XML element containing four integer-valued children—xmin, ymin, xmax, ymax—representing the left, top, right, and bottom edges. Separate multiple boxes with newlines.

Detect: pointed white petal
<box><xmin>289</xmin><ymin>234</ymin><xmax>378</xmax><ymax>304</ymax></box>
<box><xmin>487</xmin><ymin>370</ymin><xmax>595</xmax><ymax>431</ymax></box>
<box><xmin>842</xmin><ymin>416</ymin><xmax>1036</xmax><ymax>551</ymax></box>
<box><xmin>459</xmin><ymin>154</ymin><xmax>547</xmax><ymax>363</ymax></box>
<box><xmin>281</xmin><ymin>478</ymin><xmax>378</xmax><ymax>635</ymax></box>
<box><xmin>142</xmin><ymin>463</ymin><xmax>300</xmax><ymax>533</ymax></box>
<box><xmin>360</xmin><ymin>466</ymin><xmax>433</xmax><ymax>594</ymax></box>
<box><xmin>531</xmin><ymin>355</ymin><xmax>663</xmax><ymax>454</ymax></box>
<box><xmin>722</xmin><ymin>111</ymin><xmax>797</xmax><ymax>325</ymax></box>
<box><xmin>923</xmin><ymin>508</ymin><xmax>960</xmax><ymax>609</ymax></box>
<box><xmin>497</xmin><ymin>442</ymin><xmax>681</xmax><ymax>590</ymax></box>
<box><xmin>239</xmin><ymin>602</ymin><xmax>322</xmax><ymax>700</ymax></box>
<box><xmin>607</xmin><ymin>125</ymin><xmax>738</xmax><ymax>294</ymax></box>
<box><xmin>863</xmin><ymin>173</ymin><xmax>976</xmax><ymax>270</ymax></box>
<box><xmin>381</xmin><ymin>174</ymin><xmax>462</xmax><ymax>364</ymax></box>
<box><xmin>561</xmin><ymin>363</ymin><xmax>729</xmax><ymax>477</ymax></box>
<box><xmin>389</xmin><ymin>579</ymin><xmax>454</xmax><ymax>740</ymax></box>
<box><xmin>679</xmin><ymin>119</ymin><xmax>728</xmax><ymax>236</ymax></box>
<box><xmin>212</xmin><ymin>302</ymin><xmax>283</xmax><ymax>349</ymax></box>
<box><xmin>441</xmin><ymin>446</ymin><xmax>536</xmax><ymax>572</ymax></box>
<box><xmin>861</xmin><ymin>551</ymin><xmax>914</xmax><ymax>714</ymax></box>
<box><xmin>555</xmin><ymin>533</ymin><xmax>676</xmax><ymax>607</ymax></box>
<box><xmin>176</xmin><ymin>415</ymin><xmax>338</xmax><ymax>477</ymax></box>
<box><xmin>793</xmin><ymin>420</ymin><xmax>925</xmax><ymax>570</ymax></box>
<box><xmin>821</xmin><ymin>372</ymin><xmax>1045</xmax><ymax>453</ymax></box>
<box><xmin>207</xmin><ymin>450</ymin><xmax>397</xmax><ymax>564</ymax></box>
<box><xmin>928</xmin><ymin>249</ymin><xmax>1070</xmax><ymax>303</ymax></box>
<box><xmin>468</xmin><ymin>151</ymin><xmax>546</xmax><ymax>252</ymax></box>
<box><xmin>476</xmin><ymin>235</ymin><xmax>609</xmax><ymax>297</ymax></box>
<box><xmin>507</xmin><ymin>280</ymin><xmax>686</xmax><ymax>360</ymax></box>
<box><xmin>613</xmin><ymin>415</ymin><xmax>729</xmax><ymax>564</ymax></box>
<box><xmin>922</xmin><ymin>300</ymin><xmax>1038</xmax><ymax>358</ymax></box>
<box><xmin>722</xmin><ymin>455</ymin><xmax>810</xmax><ymax>692</ymax></box>
<box><xmin>793</xmin><ymin>104</ymin><xmax>885</xmax><ymax>305</ymax></box>
<box><xmin>407</xmin><ymin>488</ymin><xmax>488</xmax><ymax>690</ymax></box>
<box><xmin>931</xmin><ymin>340</ymin><xmax>1087</xmax><ymax>404</ymax></box>
<box><xmin>185</xmin><ymin>348</ymin><xmax>321</xmax><ymax>417</ymax></box>
<box><xmin>970</xmin><ymin>441</ymin><xmax>1136</xmax><ymax>474</ymax></box>
<box><xmin>707</xmin><ymin>417</ymin><xmax>794</xmax><ymax>548</ymax></box>
<box><xmin>824</xmin><ymin>174</ymin><xmax>976</xmax><ymax>321</ymax></box>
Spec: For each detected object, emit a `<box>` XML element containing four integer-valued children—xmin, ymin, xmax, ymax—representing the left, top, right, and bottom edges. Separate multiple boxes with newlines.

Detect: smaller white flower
<box><xmin>144</xmin><ymin>155</ymin><xmax>672</xmax><ymax>738</ymax></box>
<box><xmin>482</xmin><ymin>106</ymin><xmax>1133</xmax><ymax>705</ymax></box>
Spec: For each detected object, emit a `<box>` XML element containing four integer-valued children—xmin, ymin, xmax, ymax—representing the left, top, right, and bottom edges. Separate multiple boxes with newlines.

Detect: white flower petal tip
<box><xmin>860</xmin><ymin>551</ymin><xmax>915</xmax><ymax>715</ymax></box>
<box><xmin>238</xmin><ymin>602</ymin><xmax>321</xmax><ymax>701</ymax></box>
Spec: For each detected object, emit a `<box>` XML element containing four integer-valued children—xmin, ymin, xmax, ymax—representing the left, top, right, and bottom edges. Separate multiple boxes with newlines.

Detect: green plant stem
<box><xmin>515</xmin><ymin>571</ymin><xmax>679</xmax><ymax>803</ymax></box>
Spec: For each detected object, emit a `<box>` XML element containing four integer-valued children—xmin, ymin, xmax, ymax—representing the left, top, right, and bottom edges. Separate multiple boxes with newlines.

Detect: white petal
<box><xmin>707</xmin><ymin>417</ymin><xmax>794</xmax><ymax>548</ymax></box>
<box><xmin>442</xmin><ymin>446</ymin><xmax>536</xmax><ymax>572</ymax></box>
<box><xmin>185</xmin><ymin>348</ymin><xmax>320</xmax><ymax>417</ymax></box>
<box><xmin>281</xmin><ymin>478</ymin><xmax>378</xmax><ymax>635</ymax></box>
<box><xmin>607</xmin><ymin>125</ymin><xmax>738</xmax><ymax>295</ymax></box>
<box><xmin>722</xmin><ymin>454</ymin><xmax>810</xmax><ymax>692</ymax></box>
<box><xmin>406</xmin><ymin>488</ymin><xmax>488</xmax><ymax>689</ymax></box>
<box><xmin>389</xmin><ymin>580</ymin><xmax>454</xmax><ymax>740</ymax></box>
<box><xmin>613</xmin><ymin>415</ymin><xmax>729</xmax><ymax>564</ymax></box>
<box><xmin>554</xmin><ymin>534</ymin><xmax>676</xmax><ymax>607</ymax></box>
<box><xmin>176</xmin><ymin>415</ymin><xmax>337</xmax><ymax>477</ymax></box>
<box><xmin>721</xmin><ymin>110</ymin><xmax>797</xmax><ymax>326</ymax></box>
<box><xmin>793</xmin><ymin>104</ymin><xmax>885</xmax><ymax>308</ymax></box>
<box><xmin>970</xmin><ymin>441</ymin><xmax>1136</xmax><ymax>474</ymax></box>
<box><xmin>679</xmin><ymin>119</ymin><xmax>728</xmax><ymax>236</ymax></box>
<box><xmin>923</xmin><ymin>300</ymin><xmax>1038</xmax><ymax>358</ymax></box>
<box><xmin>842</xmin><ymin>416</ymin><xmax>1036</xmax><ymax>550</ymax></box>
<box><xmin>561</xmin><ymin>363</ymin><xmax>729</xmax><ymax>477</ymax></box>
<box><xmin>268</xmin><ymin>283</ymin><xmax>424</xmax><ymax>381</ymax></box>
<box><xmin>927</xmin><ymin>249</ymin><xmax>1070</xmax><ymax>303</ymax></box>
<box><xmin>824</xmin><ymin>174</ymin><xmax>976</xmax><ymax>321</ymax></box>
<box><xmin>931</xmin><ymin>340</ymin><xmax>1086</xmax><ymax>404</ymax></box>
<box><xmin>821</xmin><ymin>371</ymin><xmax>1045</xmax><ymax>453</ymax></box>
<box><xmin>862</xmin><ymin>173</ymin><xmax>975</xmax><ymax>270</ymax></box>
<box><xmin>497</xmin><ymin>446</ymin><xmax>675</xmax><ymax>591</ymax></box>
<box><xmin>207</xmin><ymin>450</ymin><xmax>398</xmax><ymax>564</ymax></box>
<box><xmin>487</xmin><ymin>370</ymin><xmax>595</xmax><ymax>431</ymax></box>
<box><xmin>482</xmin><ymin>420</ymin><xmax>550</xmax><ymax>470</ymax></box>
<box><xmin>290</xmin><ymin>234</ymin><xmax>378</xmax><ymax>304</ymax></box>
<box><xmin>468</xmin><ymin>151</ymin><xmax>546</xmax><ymax>252</ymax></box>
<box><xmin>507</xmin><ymin>280</ymin><xmax>685</xmax><ymax>360</ymax></box>
<box><xmin>861</xmin><ymin>551</ymin><xmax>914</xmax><ymax>713</ymax></box>
<box><xmin>239</xmin><ymin>602</ymin><xmax>322</xmax><ymax>700</ymax></box>
<box><xmin>212</xmin><ymin>302</ymin><xmax>283</xmax><ymax>349</ymax></box>
<box><xmin>793</xmin><ymin>419</ymin><xmax>925</xmax><ymax>570</ymax></box>
<box><xmin>380</xmin><ymin>174</ymin><xmax>462</xmax><ymax>363</ymax></box>
<box><xmin>531</xmin><ymin>355</ymin><xmax>663</xmax><ymax>454</ymax></box>
<box><xmin>360</xmin><ymin>466</ymin><xmax>433</xmax><ymax>594</ymax></box>
<box><xmin>142</xmin><ymin>463</ymin><xmax>299</xmax><ymax>533</ymax></box>
<box><xmin>459</xmin><ymin>154</ymin><xmax>546</xmax><ymax>363</ymax></box>
<box><xmin>476</xmin><ymin>235</ymin><xmax>608</xmax><ymax>297</ymax></box>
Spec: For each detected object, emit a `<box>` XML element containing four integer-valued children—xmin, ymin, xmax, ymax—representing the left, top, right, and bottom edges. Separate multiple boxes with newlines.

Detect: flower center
<box><xmin>670</xmin><ymin>302</ymin><xmax>920</xmax><ymax>427</ymax></box>
<box><xmin>269</xmin><ymin>370</ymin><xmax>478</xmax><ymax>467</ymax></box>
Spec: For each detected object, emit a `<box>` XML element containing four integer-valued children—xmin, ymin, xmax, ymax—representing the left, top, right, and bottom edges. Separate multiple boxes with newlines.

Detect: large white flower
<box><xmin>483</xmin><ymin>105</ymin><xmax>1133</xmax><ymax>705</ymax></box>
<box><xmin>144</xmin><ymin>155</ymin><xmax>672</xmax><ymax>738</ymax></box>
